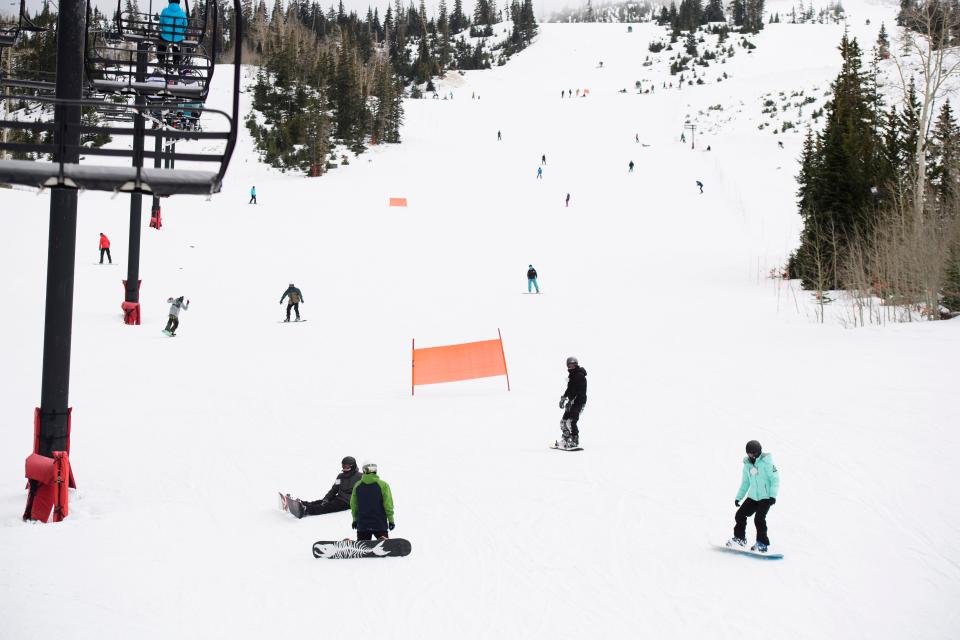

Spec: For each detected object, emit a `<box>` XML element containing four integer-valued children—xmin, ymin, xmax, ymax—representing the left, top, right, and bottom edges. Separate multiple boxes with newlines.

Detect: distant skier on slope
<box><xmin>163</xmin><ymin>296</ymin><xmax>189</xmax><ymax>336</ymax></box>
<box><xmin>541</xmin><ymin>154</ymin><xmax>547</xmax><ymax>165</ymax></box>
<box><xmin>629</xmin><ymin>160</ymin><xmax>635</xmax><ymax>172</ymax></box>
<box><xmin>351</xmin><ymin>462</ymin><xmax>395</xmax><ymax>541</ymax></box>
<box><xmin>696</xmin><ymin>180</ymin><xmax>704</xmax><ymax>194</ymax></box>
<box><xmin>497</xmin><ymin>130</ymin><xmax>502</xmax><ymax>141</ymax></box>
<box><xmin>285</xmin><ymin>456</ymin><xmax>361</xmax><ymax>519</ymax></box>
<box><xmin>558</xmin><ymin>356</ymin><xmax>587</xmax><ymax>448</ymax></box>
<box><xmin>565</xmin><ymin>193</ymin><xmax>571</xmax><ymax>207</ymax></box>
<box><xmin>249</xmin><ymin>185</ymin><xmax>257</xmax><ymax>204</ymax></box>
<box><xmin>279</xmin><ymin>282</ymin><xmax>305</xmax><ymax>322</ymax></box>
<box><xmin>99</xmin><ymin>233</ymin><xmax>112</xmax><ymax>264</ymax></box>
<box><xmin>537</xmin><ymin>166</ymin><xmax>543</xmax><ymax>179</ymax></box>
<box><xmin>727</xmin><ymin>440</ymin><xmax>779</xmax><ymax>553</ymax></box>
<box><xmin>527</xmin><ymin>264</ymin><xmax>539</xmax><ymax>293</ymax></box>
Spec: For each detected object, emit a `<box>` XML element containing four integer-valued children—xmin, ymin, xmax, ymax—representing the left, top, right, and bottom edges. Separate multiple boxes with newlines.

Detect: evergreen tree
<box><xmin>928</xmin><ymin>100</ymin><xmax>959</xmax><ymax>204</ymax></box>
<box><xmin>703</xmin><ymin>0</ymin><xmax>725</xmax><ymax>23</ymax></box>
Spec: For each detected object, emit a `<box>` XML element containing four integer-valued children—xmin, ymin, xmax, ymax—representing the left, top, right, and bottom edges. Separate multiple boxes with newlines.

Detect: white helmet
<box><xmin>362</xmin><ymin>462</ymin><xmax>378</xmax><ymax>474</ymax></box>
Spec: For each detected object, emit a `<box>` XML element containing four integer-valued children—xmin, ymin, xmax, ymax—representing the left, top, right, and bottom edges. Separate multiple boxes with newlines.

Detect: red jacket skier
<box><xmin>98</xmin><ymin>233</ymin><xmax>112</xmax><ymax>264</ymax></box>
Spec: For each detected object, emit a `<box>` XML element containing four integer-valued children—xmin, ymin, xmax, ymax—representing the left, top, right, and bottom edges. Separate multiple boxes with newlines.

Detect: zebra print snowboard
<box><xmin>312</xmin><ymin>538</ymin><xmax>412</xmax><ymax>559</ymax></box>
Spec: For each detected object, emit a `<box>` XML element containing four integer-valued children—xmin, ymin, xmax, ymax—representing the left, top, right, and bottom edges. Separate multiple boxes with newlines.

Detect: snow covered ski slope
<box><xmin>2</xmin><ymin>6</ymin><xmax>960</xmax><ymax>639</ymax></box>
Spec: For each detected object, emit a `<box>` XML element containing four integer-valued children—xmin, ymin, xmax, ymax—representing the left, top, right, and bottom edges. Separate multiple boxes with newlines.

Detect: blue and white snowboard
<box><xmin>714</xmin><ymin>543</ymin><xmax>783</xmax><ymax>560</ymax></box>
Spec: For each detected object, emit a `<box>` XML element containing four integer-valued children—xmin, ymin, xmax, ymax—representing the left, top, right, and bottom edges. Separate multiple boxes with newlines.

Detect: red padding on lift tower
<box><xmin>24</xmin><ymin>452</ymin><xmax>70</xmax><ymax>522</ymax></box>
<box><xmin>32</xmin><ymin>408</ymin><xmax>76</xmax><ymax>488</ymax></box>
<box><xmin>122</xmin><ymin>301</ymin><xmax>141</xmax><ymax>325</ymax></box>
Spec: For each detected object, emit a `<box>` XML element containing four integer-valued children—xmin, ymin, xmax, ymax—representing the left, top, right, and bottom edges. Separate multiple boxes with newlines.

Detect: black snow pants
<box><xmin>164</xmin><ymin>315</ymin><xmax>179</xmax><ymax>333</ymax></box>
<box><xmin>357</xmin><ymin>530</ymin><xmax>389</xmax><ymax>541</ymax></box>
<box><xmin>734</xmin><ymin>498</ymin><xmax>773</xmax><ymax>545</ymax></box>
<box><xmin>562</xmin><ymin>403</ymin><xmax>584</xmax><ymax>440</ymax></box>
<box><xmin>303</xmin><ymin>498</ymin><xmax>349</xmax><ymax>517</ymax></box>
<box><xmin>99</xmin><ymin>248</ymin><xmax>112</xmax><ymax>264</ymax></box>
<box><xmin>285</xmin><ymin>302</ymin><xmax>300</xmax><ymax>321</ymax></box>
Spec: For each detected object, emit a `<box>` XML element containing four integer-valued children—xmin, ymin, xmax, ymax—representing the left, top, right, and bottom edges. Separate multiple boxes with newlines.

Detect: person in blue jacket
<box><xmin>249</xmin><ymin>185</ymin><xmax>256</xmax><ymax>204</ymax></box>
<box><xmin>157</xmin><ymin>0</ymin><xmax>187</xmax><ymax>67</ymax></box>
<box><xmin>536</xmin><ymin>166</ymin><xmax>543</xmax><ymax>179</ymax></box>
<box><xmin>727</xmin><ymin>440</ymin><xmax>779</xmax><ymax>552</ymax></box>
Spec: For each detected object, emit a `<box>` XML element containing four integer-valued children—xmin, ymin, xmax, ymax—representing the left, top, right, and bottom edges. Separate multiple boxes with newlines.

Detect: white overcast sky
<box><xmin>16</xmin><ymin>0</ymin><xmax>577</xmax><ymax>21</ymax></box>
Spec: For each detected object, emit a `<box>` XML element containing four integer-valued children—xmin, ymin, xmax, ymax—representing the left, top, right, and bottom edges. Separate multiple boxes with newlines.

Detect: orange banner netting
<box><xmin>389</xmin><ymin>198</ymin><xmax>408</xmax><ymax>207</ymax></box>
<box><xmin>413</xmin><ymin>339</ymin><xmax>507</xmax><ymax>387</ymax></box>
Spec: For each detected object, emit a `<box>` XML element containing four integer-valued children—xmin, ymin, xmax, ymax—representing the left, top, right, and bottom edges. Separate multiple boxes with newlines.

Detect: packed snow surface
<box><xmin>2</xmin><ymin>6</ymin><xmax>959</xmax><ymax>639</ymax></box>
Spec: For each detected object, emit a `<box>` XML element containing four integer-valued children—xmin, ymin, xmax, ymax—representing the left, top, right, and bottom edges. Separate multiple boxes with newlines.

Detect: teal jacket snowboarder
<box><xmin>735</xmin><ymin>452</ymin><xmax>779</xmax><ymax>502</ymax></box>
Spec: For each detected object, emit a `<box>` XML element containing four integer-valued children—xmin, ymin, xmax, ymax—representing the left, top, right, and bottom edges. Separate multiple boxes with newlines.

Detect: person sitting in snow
<box><xmin>285</xmin><ymin>457</ymin><xmax>362</xmax><ymax>519</ymax></box>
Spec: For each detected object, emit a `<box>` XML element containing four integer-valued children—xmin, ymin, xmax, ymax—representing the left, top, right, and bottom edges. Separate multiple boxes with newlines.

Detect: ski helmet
<box><xmin>745</xmin><ymin>440</ymin><xmax>762</xmax><ymax>456</ymax></box>
<box><xmin>341</xmin><ymin>456</ymin><xmax>356</xmax><ymax>469</ymax></box>
<box><xmin>566</xmin><ymin>356</ymin><xmax>578</xmax><ymax>366</ymax></box>
<box><xmin>362</xmin><ymin>462</ymin><xmax>378</xmax><ymax>474</ymax></box>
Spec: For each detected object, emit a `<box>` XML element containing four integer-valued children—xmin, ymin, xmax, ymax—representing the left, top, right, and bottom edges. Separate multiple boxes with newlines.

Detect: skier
<box><xmin>727</xmin><ymin>440</ymin><xmax>779</xmax><ymax>553</ymax></box>
<box><xmin>628</xmin><ymin>160</ymin><xmax>635</xmax><ymax>172</ymax></box>
<box><xmin>635</xmin><ymin>133</ymin><xmax>639</xmax><ymax>143</ymax></box>
<box><xmin>497</xmin><ymin>130</ymin><xmax>501</xmax><ymax>141</ymax></box>
<box><xmin>680</xmin><ymin>132</ymin><xmax>685</xmax><ymax>143</ymax></box>
<box><xmin>350</xmin><ymin>462</ymin><xmax>395</xmax><ymax>541</ymax></box>
<box><xmin>696</xmin><ymin>180</ymin><xmax>704</xmax><ymax>194</ymax></box>
<box><xmin>163</xmin><ymin>296</ymin><xmax>189</xmax><ymax>336</ymax></box>
<box><xmin>558</xmin><ymin>356</ymin><xmax>587</xmax><ymax>448</ymax></box>
<box><xmin>279</xmin><ymin>282</ymin><xmax>304</xmax><ymax>322</ymax></box>
<box><xmin>98</xmin><ymin>233</ymin><xmax>112</xmax><ymax>264</ymax></box>
<box><xmin>157</xmin><ymin>0</ymin><xmax>187</xmax><ymax>67</ymax></box>
<box><xmin>536</xmin><ymin>166</ymin><xmax>543</xmax><ymax>179</ymax></box>
<box><xmin>565</xmin><ymin>193</ymin><xmax>570</xmax><ymax>207</ymax></box>
<box><xmin>527</xmin><ymin>264</ymin><xmax>539</xmax><ymax>293</ymax></box>
<box><xmin>541</xmin><ymin>154</ymin><xmax>546</xmax><ymax>165</ymax></box>
<box><xmin>287</xmin><ymin>456</ymin><xmax>362</xmax><ymax>518</ymax></box>
<box><xmin>249</xmin><ymin>185</ymin><xmax>257</xmax><ymax>204</ymax></box>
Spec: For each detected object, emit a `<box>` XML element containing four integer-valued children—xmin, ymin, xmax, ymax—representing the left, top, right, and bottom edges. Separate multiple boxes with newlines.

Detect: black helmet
<box><xmin>341</xmin><ymin>456</ymin><xmax>356</xmax><ymax>469</ymax></box>
<box><xmin>745</xmin><ymin>440</ymin><xmax>762</xmax><ymax>456</ymax></box>
<box><xmin>566</xmin><ymin>356</ymin><xmax>578</xmax><ymax>366</ymax></box>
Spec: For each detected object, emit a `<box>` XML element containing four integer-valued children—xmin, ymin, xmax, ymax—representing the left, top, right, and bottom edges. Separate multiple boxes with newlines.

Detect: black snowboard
<box><xmin>312</xmin><ymin>538</ymin><xmax>412</xmax><ymax>559</ymax></box>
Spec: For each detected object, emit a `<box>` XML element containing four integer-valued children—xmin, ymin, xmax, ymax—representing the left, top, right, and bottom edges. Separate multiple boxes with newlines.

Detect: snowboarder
<box><xmin>249</xmin><ymin>185</ymin><xmax>257</xmax><ymax>204</ymax></box>
<box><xmin>727</xmin><ymin>440</ymin><xmax>779</xmax><ymax>553</ymax></box>
<box><xmin>279</xmin><ymin>283</ymin><xmax>304</xmax><ymax>322</ymax></box>
<box><xmin>565</xmin><ymin>193</ymin><xmax>570</xmax><ymax>207</ymax></box>
<box><xmin>635</xmin><ymin>133</ymin><xmax>639</xmax><ymax>143</ymax></box>
<box><xmin>157</xmin><ymin>0</ymin><xmax>187</xmax><ymax>67</ymax></box>
<box><xmin>98</xmin><ymin>233</ymin><xmax>112</xmax><ymax>264</ymax></box>
<box><xmin>163</xmin><ymin>296</ymin><xmax>189</xmax><ymax>336</ymax></box>
<box><xmin>527</xmin><ymin>264</ymin><xmax>539</xmax><ymax>293</ymax></box>
<box><xmin>696</xmin><ymin>180</ymin><xmax>704</xmax><ymax>194</ymax></box>
<box><xmin>350</xmin><ymin>462</ymin><xmax>395</xmax><ymax>541</ymax></box>
<box><xmin>558</xmin><ymin>356</ymin><xmax>587</xmax><ymax>448</ymax></box>
<box><xmin>628</xmin><ymin>160</ymin><xmax>635</xmax><ymax>172</ymax></box>
<box><xmin>599</xmin><ymin>61</ymin><xmax>603</xmax><ymax>67</ymax></box>
<box><xmin>778</xmin><ymin>140</ymin><xmax>784</xmax><ymax>149</ymax></box>
<box><xmin>289</xmin><ymin>457</ymin><xmax>362</xmax><ymax>518</ymax></box>
<box><xmin>541</xmin><ymin>154</ymin><xmax>546</xmax><ymax>165</ymax></box>
<box><xmin>497</xmin><ymin>130</ymin><xmax>501</xmax><ymax>141</ymax></box>
<box><xmin>680</xmin><ymin>132</ymin><xmax>686</xmax><ymax>143</ymax></box>
<box><xmin>536</xmin><ymin>166</ymin><xmax>543</xmax><ymax>179</ymax></box>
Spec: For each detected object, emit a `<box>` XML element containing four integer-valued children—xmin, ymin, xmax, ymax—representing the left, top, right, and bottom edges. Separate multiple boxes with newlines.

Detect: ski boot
<box><xmin>726</xmin><ymin>537</ymin><xmax>747</xmax><ymax>549</ymax></box>
<box><xmin>751</xmin><ymin>542</ymin><xmax>768</xmax><ymax>553</ymax></box>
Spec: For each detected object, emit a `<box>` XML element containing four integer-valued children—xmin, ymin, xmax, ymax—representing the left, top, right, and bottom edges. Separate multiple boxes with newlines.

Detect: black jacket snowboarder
<box><xmin>279</xmin><ymin>283</ymin><xmax>305</xmax><ymax>321</ymax></box>
<box><xmin>559</xmin><ymin>357</ymin><xmax>587</xmax><ymax>447</ymax></box>
<box><xmin>298</xmin><ymin>456</ymin><xmax>362</xmax><ymax>517</ymax></box>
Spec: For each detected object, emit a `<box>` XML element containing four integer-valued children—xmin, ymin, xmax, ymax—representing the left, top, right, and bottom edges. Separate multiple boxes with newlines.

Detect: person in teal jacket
<box><xmin>728</xmin><ymin>440</ymin><xmax>779</xmax><ymax>552</ymax></box>
<box><xmin>157</xmin><ymin>0</ymin><xmax>187</xmax><ymax>67</ymax></box>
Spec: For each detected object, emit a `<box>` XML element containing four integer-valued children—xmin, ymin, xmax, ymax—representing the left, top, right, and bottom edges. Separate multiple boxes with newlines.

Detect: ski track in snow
<box><xmin>2</xmin><ymin>4</ymin><xmax>960</xmax><ymax>639</ymax></box>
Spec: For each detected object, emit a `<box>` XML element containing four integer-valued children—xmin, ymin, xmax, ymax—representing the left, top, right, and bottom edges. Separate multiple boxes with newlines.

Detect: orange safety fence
<box><xmin>389</xmin><ymin>197</ymin><xmax>408</xmax><ymax>207</ymax></box>
<box><xmin>412</xmin><ymin>330</ymin><xmax>510</xmax><ymax>394</ymax></box>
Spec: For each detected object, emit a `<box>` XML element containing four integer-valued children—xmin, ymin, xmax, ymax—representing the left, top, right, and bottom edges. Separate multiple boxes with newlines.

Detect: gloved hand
<box><xmin>767</xmin><ymin>498</ymin><xmax>776</xmax><ymax>505</ymax></box>
<box><xmin>388</xmin><ymin>522</ymin><xmax>395</xmax><ymax>531</ymax></box>
<box><xmin>351</xmin><ymin>521</ymin><xmax>357</xmax><ymax>530</ymax></box>
<box><xmin>735</xmin><ymin>500</ymin><xmax>740</xmax><ymax>507</ymax></box>
<box><xmin>559</xmin><ymin>397</ymin><xmax>568</xmax><ymax>409</ymax></box>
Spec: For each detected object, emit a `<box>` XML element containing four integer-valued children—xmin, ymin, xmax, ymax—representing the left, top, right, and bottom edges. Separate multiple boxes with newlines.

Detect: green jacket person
<box><xmin>350</xmin><ymin>462</ymin><xmax>395</xmax><ymax>541</ymax></box>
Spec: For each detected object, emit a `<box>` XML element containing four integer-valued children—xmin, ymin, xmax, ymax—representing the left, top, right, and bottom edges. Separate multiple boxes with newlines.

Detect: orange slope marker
<box><xmin>412</xmin><ymin>330</ymin><xmax>510</xmax><ymax>395</ymax></box>
<box><xmin>389</xmin><ymin>197</ymin><xmax>408</xmax><ymax>207</ymax></box>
